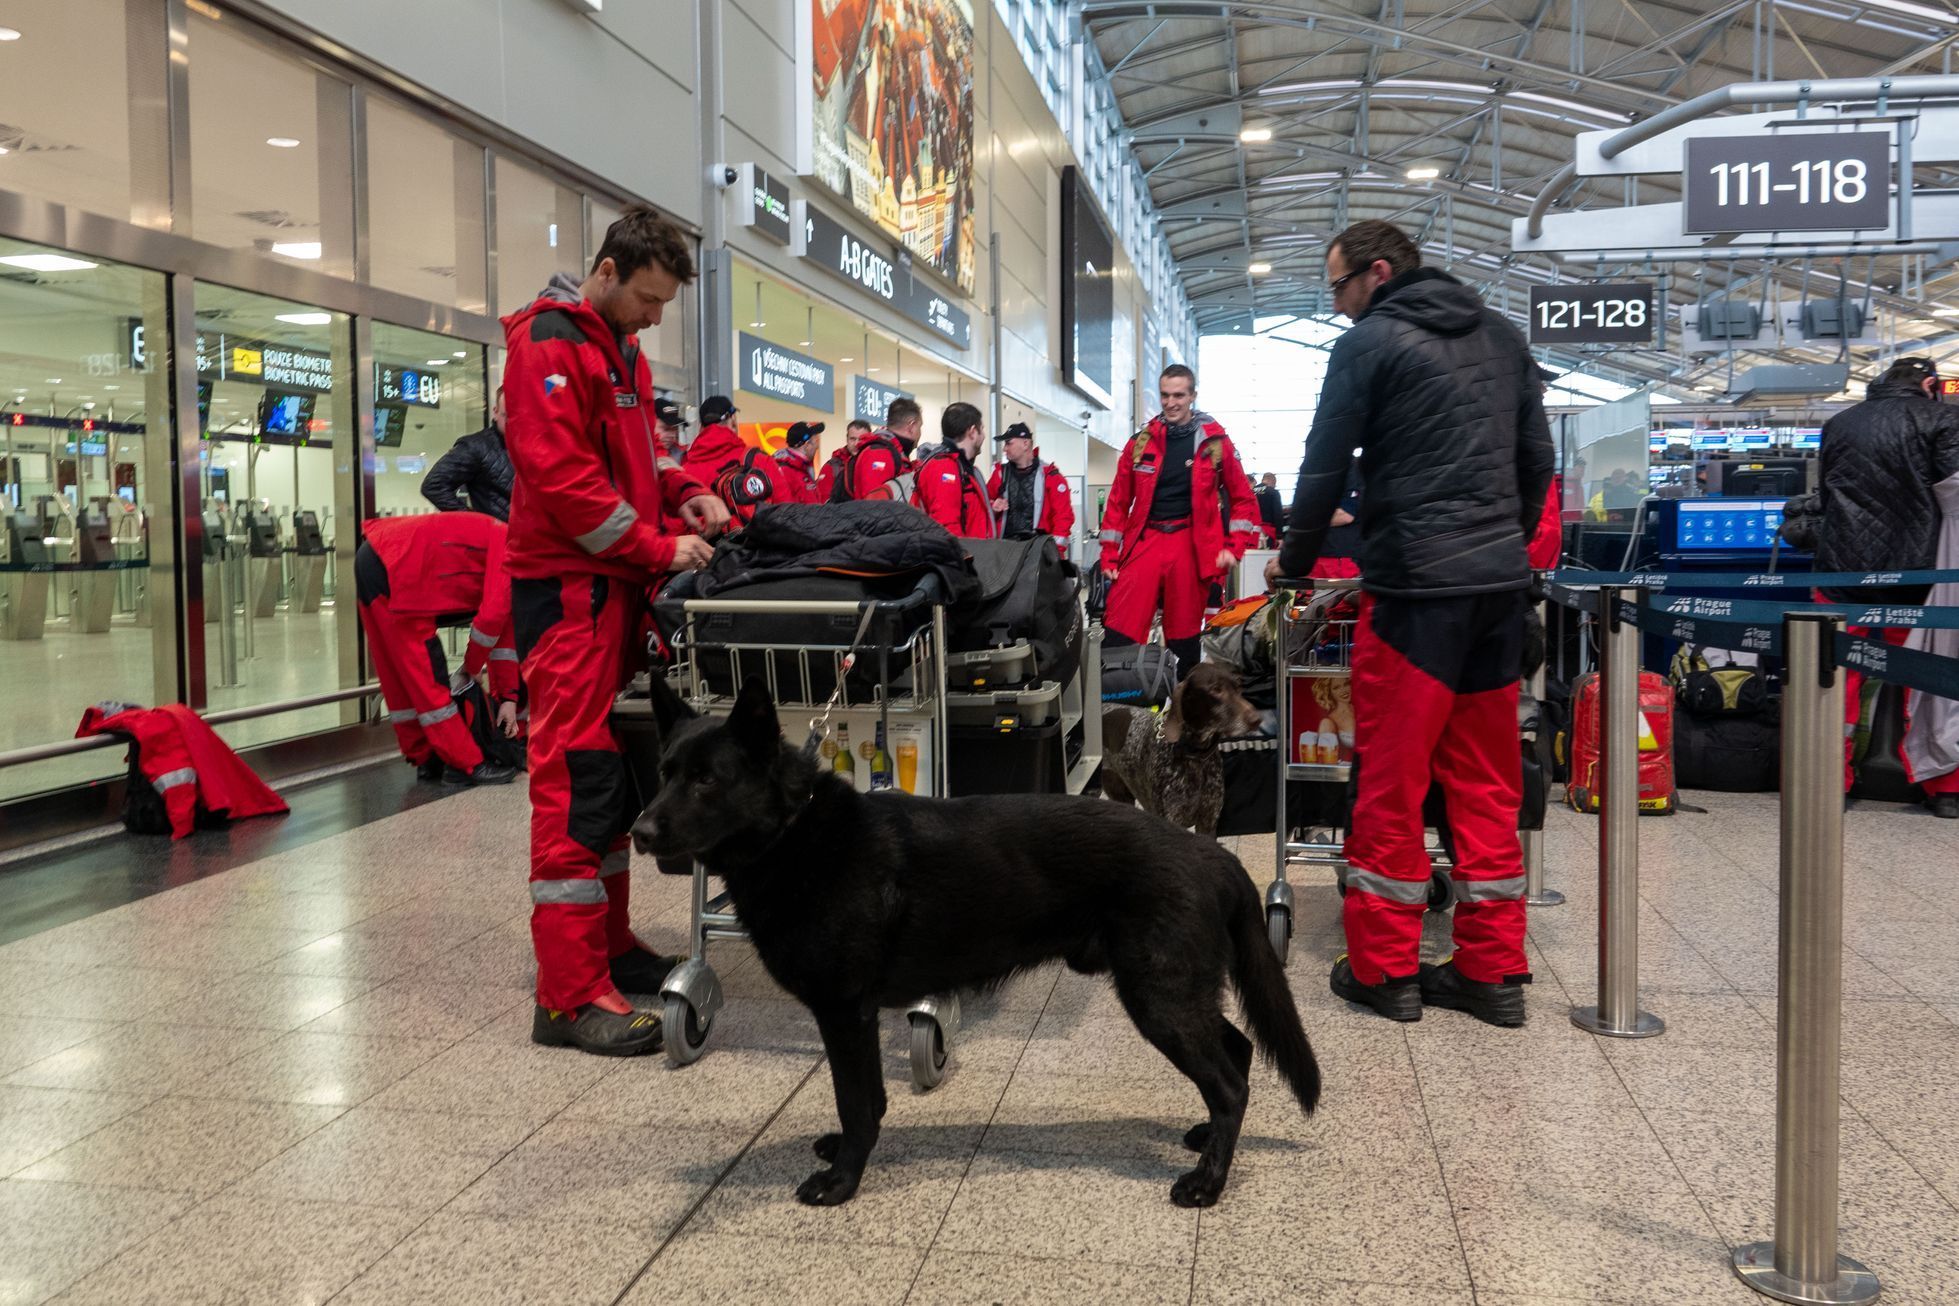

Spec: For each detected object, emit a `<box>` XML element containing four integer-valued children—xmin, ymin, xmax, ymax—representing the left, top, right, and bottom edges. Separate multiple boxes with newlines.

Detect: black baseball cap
<box><xmin>652</xmin><ymin>396</ymin><xmax>687</xmax><ymax>429</ymax></box>
<box><xmin>699</xmin><ymin>395</ymin><xmax>738</xmax><ymax>425</ymax></box>
<box><xmin>995</xmin><ymin>421</ymin><xmax>1034</xmax><ymax>443</ymax></box>
<box><xmin>784</xmin><ymin>420</ymin><xmax>825</xmax><ymax>448</ymax></box>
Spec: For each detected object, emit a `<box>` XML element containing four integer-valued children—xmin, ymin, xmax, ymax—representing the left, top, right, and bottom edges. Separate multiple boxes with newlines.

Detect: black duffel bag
<box><xmin>1101</xmin><ymin>641</ymin><xmax>1177</xmax><ymax>709</ymax></box>
<box><xmin>949</xmin><ymin>536</ymin><xmax>1083</xmax><ymax>686</ymax></box>
<box><xmin>1675</xmin><ymin>711</ymin><xmax>1780</xmax><ymax>793</ymax></box>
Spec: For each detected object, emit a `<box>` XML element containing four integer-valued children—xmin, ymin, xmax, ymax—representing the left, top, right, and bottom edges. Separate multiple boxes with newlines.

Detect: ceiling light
<box><xmin>1859</xmin><ymin>0</ymin><xmax>1954</xmax><ymax>22</ymax></box>
<box><xmin>1406</xmin><ymin>166</ymin><xmax>1441</xmax><ymax>180</ymax></box>
<box><xmin>1239</xmin><ymin>127</ymin><xmax>1272</xmax><ymax>143</ymax></box>
<box><xmin>271</xmin><ymin>241</ymin><xmax>321</xmax><ymax>260</ymax></box>
<box><xmin>0</xmin><ymin>147</ymin><xmax>9</xmax><ymax>155</ymax></box>
<box><xmin>45</xmin><ymin>377</ymin><xmax>61</xmax><ymax>384</ymax></box>
<box><xmin>275</xmin><ymin>312</ymin><xmax>332</xmax><ymax>326</ymax></box>
<box><xmin>867</xmin><ymin>367</ymin><xmax>880</xmax><ymax>373</ymax></box>
<box><xmin>265</xmin><ymin>137</ymin><xmax>301</xmax><ymax>149</ymax></box>
<box><xmin>799</xmin><ymin>340</ymin><xmax>812</xmax><ymax>346</ymax></box>
<box><xmin>1508</xmin><ymin>90</ymin><xmax>1632</xmax><ymax>123</ymax></box>
<box><xmin>0</xmin><ymin>27</ymin><xmax>20</xmax><ymax>40</ymax></box>
<box><xmin>840</xmin><ymin>356</ymin><xmax>854</xmax><ymax>363</ymax></box>
<box><xmin>105</xmin><ymin>385</ymin><xmax>120</xmax><ymax>391</ymax></box>
<box><xmin>425</xmin><ymin>359</ymin><xmax>450</xmax><ymax>366</ymax></box>
<box><xmin>1257</xmin><ymin>78</ymin><xmax>1362</xmax><ymax>97</ymax></box>
<box><xmin>1933</xmin><ymin>307</ymin><xmax>1959</xmax><ymax>317</ymax></box>
<box><xmin>453</xmin><ymin>350</ymin><xmax>466</xmax><ymax>357</ymax></box>
<box><xmin>1248</xmin><ymin>262</ymin><xmax>1272</xmax><ymax>275</ymax></box>
<box><xmin>0</xmin><ymin>253</ymin><xmax>99</xmax><ymax>272</ymax></box>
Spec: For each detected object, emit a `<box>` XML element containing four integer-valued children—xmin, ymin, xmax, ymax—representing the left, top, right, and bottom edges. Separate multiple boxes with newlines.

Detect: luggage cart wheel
<box><xmin>908</xmin><ymin>1012</ymin><xmax>949</xmax><ymax>1090</ymax></box>
<box><xmin>664</xmin><ymin>994</ymin><xmax>714</xmax><ymax>1067</ymax></box>
<box><xmin>1266</xmin><ymin>904</ymin><xmax>1292</xmax><ymax>965</ymax></box>
<box><xmin>1426</xmin><ymin>871</ymin><xmax>1454</xmax><ymax>913</ymax></box>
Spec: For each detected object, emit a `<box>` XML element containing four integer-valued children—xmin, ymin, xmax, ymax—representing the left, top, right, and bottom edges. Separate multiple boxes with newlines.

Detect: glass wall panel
<box><xmin>189</xmin><ymin>12</ymin><xmax>356</xmax><ymax>280</ymax></box>
<box><xmin>0</xmin><ymin>0</ymin><xmax>133</xmax><ymax>224</ymax></box>
<box><xmin>495</xmin><ymin>156</ymin><xmax>582</xmax><ymax>316</ymax></box>
<box><xmin>367</xmin><ymin>96</ymin><xmax>489</xmax><ymax>313</ymax></box>
<box><xmin>0</xmin><ymin>239</ymin><xmax>171</xmax><ymax>802</ymax></box>
<box><xmin>370</xmin><ymin>322</ymin><xmax>490</xmax><ymax>517</ymax></box>
<box><xmin>194</xmin><ymin>282</ymin><xmax>359</xmax><ymax>750</ymax></box>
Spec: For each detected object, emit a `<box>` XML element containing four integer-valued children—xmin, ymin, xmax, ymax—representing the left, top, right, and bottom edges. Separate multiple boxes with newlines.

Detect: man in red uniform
<box><xmin>503</xmin><ymin>205</ymin><xmax>730</xmax><ymax>1057</ymax></box>
<box><xmin>682</xmin><ymin>395</ymin><xmax>801</xmax><ymax>526</ymax></box>
<box><xmin>833</xmin><ymin>399</ymin><xmax>923</xmax><ymax>502</ymax></box>
<box><xmin>356</xmin><ymin>513</ymin><xmax>521</xmax><ymax>785</ymax></box>
<box><xmin>987</xmin><ymin>421</ymin><xmax>1074</xmax><ymax>543</ymax></box>
<box><xmin>1098</xmin><ymin>364</ymin><xmax>1260</xmax><ymax>680</ymax></box>
<box><xmin>913</xmin><ymin>402</ymin><xmax>997</xmax><ymax>537</ymax></box>
<box><xmin>1273</xmin><ymin>219</ymin><xmax>1553</xmax><ymax>1027</ymax></box>
<box><xmin>816</xmin><ymin>419</ymin><xmax>873</xmax><ymax>501</ymax></box>
<box><xmin>773</xmin><ymin>421</ymin><xmax>824</xmax><ymax>503</ymax></box>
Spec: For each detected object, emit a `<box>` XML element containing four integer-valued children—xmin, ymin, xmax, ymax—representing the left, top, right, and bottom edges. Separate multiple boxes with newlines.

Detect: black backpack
<box><xmin>1669</xmin><ymin>646</ymin><xmax>1770</xmax><ymax>718</ymax></box>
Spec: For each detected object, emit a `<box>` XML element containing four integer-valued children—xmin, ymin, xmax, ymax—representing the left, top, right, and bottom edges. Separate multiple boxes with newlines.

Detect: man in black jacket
<box><xmin>1253</xmin><ymin>473</ymin><xmax>1285</xmax><ymax>546</ymax></box>
<box><xmin>1817</xmin><ymin>356</ymin><xmax>1959</xmax><ymax>813</ymax></box>
<box><xmin>421</xmin><ymin>387</ymin><xmax>514</xmax><ymax>520</ymax></box>
<box><xmin>1272</xmin><ymin>219</ymin><xmax>1554</xmax><ymax>1027</ymax></box>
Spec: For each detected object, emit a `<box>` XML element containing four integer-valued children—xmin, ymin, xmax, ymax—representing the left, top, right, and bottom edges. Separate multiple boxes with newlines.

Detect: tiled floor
<box><xmin>1</xmin><ymin>784</ymin><xmax>1955</xmax><ymax>1304</ymax></box>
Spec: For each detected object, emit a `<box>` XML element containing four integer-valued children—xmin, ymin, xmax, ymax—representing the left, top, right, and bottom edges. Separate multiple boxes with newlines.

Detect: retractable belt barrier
<box><xmin>1540</xmin><ymin>567</ymin><xmax>1957</xmax><ymax>1305</ymax></box>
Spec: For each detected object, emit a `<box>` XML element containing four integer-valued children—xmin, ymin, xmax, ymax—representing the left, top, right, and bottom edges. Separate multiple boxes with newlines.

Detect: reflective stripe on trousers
<box><xmin>1345</xmin><ymin>866</ymin><xmax>1432</xmax><ymax>906</ymax></box>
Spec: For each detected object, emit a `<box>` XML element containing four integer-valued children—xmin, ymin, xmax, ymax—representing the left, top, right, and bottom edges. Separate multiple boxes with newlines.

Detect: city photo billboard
<box><xmin>806</xmin><ymin>0</ymin><xmax>977</xmax><ymax>295</ymax></box>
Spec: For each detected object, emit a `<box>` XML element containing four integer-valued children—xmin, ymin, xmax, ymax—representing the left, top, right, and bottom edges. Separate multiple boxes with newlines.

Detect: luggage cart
<box><xmin>1264</xmin><ymin>578</ymin><xmax>1452</xmax><ymax>964</ymax></box>
<box><xmin>650</xmin><ymin>580</ymin><xmax>962</xmax><ymax>1088</ymax></box>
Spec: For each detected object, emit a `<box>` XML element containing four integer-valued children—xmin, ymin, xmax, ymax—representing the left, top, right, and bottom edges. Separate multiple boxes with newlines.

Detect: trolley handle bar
<box><xmin>1268</xmin><ymin>575</ymin><xmax>1362</xmax><ymax>592</ymax></box>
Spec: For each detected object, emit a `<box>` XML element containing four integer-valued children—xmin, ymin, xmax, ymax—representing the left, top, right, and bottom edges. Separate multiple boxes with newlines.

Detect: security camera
<box><xmin>710</xmin><ymin>164</ymin><xmax>738</xmax><ymax>188</ymax></box>
<box><xmin>1079</xmin><ymin>408</ymin><xmax>1094</xmax><ymax>421</ymax></box>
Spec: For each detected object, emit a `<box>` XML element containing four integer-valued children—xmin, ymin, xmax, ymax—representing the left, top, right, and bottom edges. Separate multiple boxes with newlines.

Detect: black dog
<box><xmin>632</xmin><ymin>678</ymin><xmax>1320</xmax><ymax>1209</ymax></box>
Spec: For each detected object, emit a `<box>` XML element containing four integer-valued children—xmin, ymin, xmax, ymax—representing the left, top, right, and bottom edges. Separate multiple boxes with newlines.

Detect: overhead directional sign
<box><xmin>795</xmin><ymin>202</ymin><xmax>974</xmax><ymax>349</ymax></box>
<box><xmin>1683</xmin><ymin>132</ymin><xmax>1890</xmax><ymax>235</ymax></box>
<box><xmin>737</xmin><ymin>332</ymin><xmax>835</xmax><ymax>412</ymax></box>
<box><xmin>1529</xmin><ymin>283</ymin><xmax>1655</xmax><ymax>346</ymax></box>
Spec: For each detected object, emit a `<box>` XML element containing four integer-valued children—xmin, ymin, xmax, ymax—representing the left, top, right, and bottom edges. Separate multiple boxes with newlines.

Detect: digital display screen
<box><xmin>1691</xmin><ymin>432</ymin><xmax>1728</xmax><ymax>450</ymax></box>
<box><xmin>373</xmin><ymin>405</ymin><xmax>407</xmax><ymax>447</ymax></box>
<box><xmin>1060</xmin><ymin>166</ymin><xmax>1116</xmax><ymax>408</ymax></box>
<box><xmin>257</xmin><ymin>391</ymin><xmax>318</xmax><ymax>444</ymax></box>
<box><xmin>197</xmin><ymin>380</ymin><xmax>213</xmax><ymax>431</ymax></box>
<box><xmin>1675</xmin><ymin>499</ymin><xmax>1786</xmax><ymax>552</ymax></box>
<box><xmin>1793</xmin><ymin>430</ymin><xmax>1822</xmax><ymax>450</ymax></box>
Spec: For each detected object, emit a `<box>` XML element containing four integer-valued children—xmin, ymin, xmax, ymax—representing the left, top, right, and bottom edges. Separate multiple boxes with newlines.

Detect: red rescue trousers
<box><xmin>1104</xmin><ymin>523</ymin><xmax>1209</xmax><ymax>643</ymax></box>
<box><xmin>514</xmin><ymin>572</ymin><xmax>651</xmax><ymax>1011</ymax></box>
<box><xmin>1343</xmin><ymin>592</ymin><xmax>1531</xmax><ymax>986</ymax></box>
<box><xmin>1841</xmin><ymin>622</ymin><xmax>1959</xmax><ymax>796</ymax></box>
<box><xmin>360</xmin><ymin>594</ymin><xmax>484</xmax><ymax>774</ymax></box>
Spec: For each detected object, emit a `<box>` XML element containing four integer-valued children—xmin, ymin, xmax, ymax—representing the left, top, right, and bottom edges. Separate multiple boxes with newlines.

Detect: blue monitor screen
<box><xmin>1674</xmin><ymin>498</ymin><xmax>1786</xmax><ymax>552</ymax></box>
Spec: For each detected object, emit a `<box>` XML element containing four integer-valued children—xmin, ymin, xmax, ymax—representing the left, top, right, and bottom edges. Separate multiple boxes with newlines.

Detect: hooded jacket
<box><xmin>1278</xmin><ymin>267</ymin><xmax>1554</xmax><ymax>597</ymax></box>
<box><xmin>683</xmin><ymin>422</ymin><xmax>801</xmax><ymax>526</ymax></box>
<box><xmin>500</xmin><ymin>272</ymin><xmax>712</xmax><ymax>581</ymax></box>
<box><xmin>1816</xmin><ymin>376</ymin><xmax>1959</xmax><ymax>599</ymax></box>
<box><xmin>913</xmin><ymin>443</ymin><xmax>998</xmax><ymax>538</ymax></box>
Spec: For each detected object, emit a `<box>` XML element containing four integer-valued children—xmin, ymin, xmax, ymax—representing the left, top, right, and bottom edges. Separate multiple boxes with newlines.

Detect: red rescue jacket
<box><xmin>986</xmin><ymin>455</ymin><xmax>1075</xmax><ymax>540</ymax></box>
<box><xmin>913</xmin><ymin>447</ymin><xmax>997</xmax><ymax>538</ymax></box>
<box><xmin>1527</xmin><ymin>480</ymin><xmax>1563</xmax><ymax>571</ymax></box>
<box><xmin>773</xmin><ymin>445</ymin><xmax>822</xmax><ymax>504</ymax></box>
<box><xmin>362</xmin><ymin>513</ymin><xmax>520</xmax><ymax>700</ymax></box>
<box><xmin>1098</xmin><ymin>413</ymin><xmax>1261</xmax><ymax>581</ymax></box>
<box><xmin>77</xmin><ymin>702</ymin><xmax>288</xmax><ymax>839</ymax></box>
<box><xmin>830</xmin><ymin>431</ymin><xmax>914</xmax><ymax>502</ymax></box>
<box><xmin>500</xmin><ymin>289</ymin><xmax>713</xmax><ymax>581</ymax></box>
<box><xmin>683</xmin><ymin>423</ymin><xmax>801</xmax><ymax>527</ymax></box>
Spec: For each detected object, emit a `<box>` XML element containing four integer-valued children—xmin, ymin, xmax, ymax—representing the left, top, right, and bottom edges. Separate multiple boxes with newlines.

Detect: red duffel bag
<box><xmin>1564</xmin><ymin>670</ymin><xmax>1676</xmax><ymax>814</ymax></box>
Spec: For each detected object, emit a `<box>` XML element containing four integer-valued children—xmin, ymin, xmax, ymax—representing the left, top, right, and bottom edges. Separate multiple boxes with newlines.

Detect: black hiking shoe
<box><xmin>1929</xmin><ymin>794</ymin><xmax>1959</xmax><ymax>820</ymax></box>
<box><xmin>531</xmin><ymin>1002</ymin><xmax>664</xmax><ymax>1056</ymax></box>
<box><xmin>1330</xmin><ymin>956</ymin><xmax>1422</xmax><ymax>1022</ymax></box>
<box><xmin>1419</xmin><ymin>958</ymin><xmax>1529</xmax><ymax>1027</ymax></box>
<box><xmin>414</xmin><ymin>757</ymin><xmax>447</xmax><ymax>782</ymax></box>
<box><xmin>444</xmin><ymin>761</ymin><xmax>519</xmax><ymax>786</ymax></box>
<box><xmin>610</xmin><ymin>947</ymin><xmax>683</xmax><ymax>995</ymax></box>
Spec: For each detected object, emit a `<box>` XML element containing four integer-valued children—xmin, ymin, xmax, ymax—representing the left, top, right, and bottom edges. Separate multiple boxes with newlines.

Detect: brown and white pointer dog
<box><xmin>1101</xmin><ymin>663</ymin><xmax>1261</xmax><ymax>836</ymax></box>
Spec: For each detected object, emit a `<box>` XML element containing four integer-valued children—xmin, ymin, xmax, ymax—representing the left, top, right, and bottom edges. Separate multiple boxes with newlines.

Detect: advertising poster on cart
<box><xmin>800</xmin><ymin>0</ymin><xmax>978</xmax><ymax>295</ymax></box>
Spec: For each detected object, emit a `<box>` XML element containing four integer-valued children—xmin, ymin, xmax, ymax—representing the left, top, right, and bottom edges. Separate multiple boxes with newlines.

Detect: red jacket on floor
<box><xmin>1098</xmin><ymin>414</ymin><xmax>1260</xmax><ymax>581</ymax></box>
<box><xmin>501</xmin><ymin>290</ymin><xmax>713</xmax><ymax>581</ymax></box>
<box><xmin>77</xmin><ymin>702</ymin><xmax>288</xmax><ymax>839</ymax></box>
<box><xmin>913</xmin><ymin>447</ymin><xmax>997</xmax><ymax>537</ymax></box>
<box><xmin>682</xmin><ymin>423</ymin><xmax>802</xmax><ymax>526</ymax></box>
<box><xmin>362</xmin><ymin>513</ymin><xmax>519</xmax><ymax>700</ymax></box>
<box><xmin>986</xmin><ymin>455</ymin><xmax>1075</xmax><ymax>540</ymax></box>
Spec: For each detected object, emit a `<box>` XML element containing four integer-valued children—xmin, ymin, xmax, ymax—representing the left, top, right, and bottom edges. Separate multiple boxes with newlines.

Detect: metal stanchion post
<box><xmin>1733</xmin><ymin>612</ymin><xmax>1877</xmax><ymax>1305</ymax></box>
<box><xmin>1524</xmin><ymin>601</ymin><xmax>1564</xmax><ymax>908</ymax></box>
<box><xmin>215</xmin><ymin>541</ymin><xmax>239</xmax><ymax>689</ymax></box>
<box><xmin>1572</xmin><ymin>587</ymin><xmax>1663</xmax><ymax>1038</ymax></box>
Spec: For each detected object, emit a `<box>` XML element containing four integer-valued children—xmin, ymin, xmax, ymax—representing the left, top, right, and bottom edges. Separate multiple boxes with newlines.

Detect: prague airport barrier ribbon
<box><xmin>1547</xmin><ymin>567</ymin><xmax>1959</xmax><ymax>591</ymax></box>
<box><xmin>1541</xmin><ymin>579</ymin><xmax>1959</xmax><ymax>701</ymax></box>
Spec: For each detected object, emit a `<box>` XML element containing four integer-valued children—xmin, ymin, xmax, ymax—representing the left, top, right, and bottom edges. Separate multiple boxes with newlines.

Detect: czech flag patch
<box><xmin>543</xmin><ymin>373</ymin><xmax>568</xmax><ymax>396</ymax></box>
